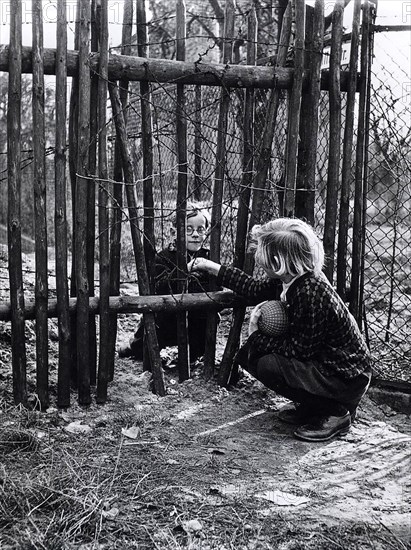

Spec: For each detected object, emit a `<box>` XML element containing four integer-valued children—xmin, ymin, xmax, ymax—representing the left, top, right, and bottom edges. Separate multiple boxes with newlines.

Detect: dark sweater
<box><xmin>217</xmin><ymin>266</ymin><xmax>372</xmax><ymax>379</ymax></box>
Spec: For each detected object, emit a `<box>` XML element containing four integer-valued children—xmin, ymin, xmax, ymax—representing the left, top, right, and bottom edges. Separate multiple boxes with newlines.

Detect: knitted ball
<box><xmin>257</xmin><ymin>300</ymin><xmax>289</xmax><ymax>337</ymax></box>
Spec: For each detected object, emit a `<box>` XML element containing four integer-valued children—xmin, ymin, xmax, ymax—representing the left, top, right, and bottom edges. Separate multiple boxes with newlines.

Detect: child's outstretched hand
<box><xmin>248</xmin><ymin>301</ymin><xmax>267</xmax><ymax>336</ymax></box>
<box><xmin>187</xmin><ymin>258</ymin><xmax>221</xmax><ymax>276</ymax></box>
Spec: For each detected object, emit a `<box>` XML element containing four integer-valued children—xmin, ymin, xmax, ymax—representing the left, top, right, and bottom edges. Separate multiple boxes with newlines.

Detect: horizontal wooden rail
<box><xmin>0</xmin><ymin>45</ymin><xmax>356</xmax><ymax>91</ymax></box>
<box><xmin>0</xmin><ymin>291</ymin><xmax>257</xmax><ymax>321</ymax></box>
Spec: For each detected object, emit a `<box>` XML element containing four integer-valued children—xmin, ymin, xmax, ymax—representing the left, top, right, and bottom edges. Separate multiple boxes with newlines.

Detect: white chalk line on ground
<box><xmin>194</xmin><ymin>409</ymin><xmax>267</xmax><ymax>438</ymax></box>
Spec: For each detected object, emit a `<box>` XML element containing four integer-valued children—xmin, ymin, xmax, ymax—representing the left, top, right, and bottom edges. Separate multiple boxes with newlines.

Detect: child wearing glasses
<box><xmin>118</xmin><ymin>203</ymin><xmax>212</xmax><ymax>363</ymax></box>
<box><xmin>189</xmin><ymin>218</ymin><xmax>372</xmax><ymax>442</ymax></box>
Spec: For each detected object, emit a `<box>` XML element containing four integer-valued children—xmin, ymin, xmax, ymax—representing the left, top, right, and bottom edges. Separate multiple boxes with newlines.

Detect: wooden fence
<box><xmin>1</xmin><ymin>0</ymin><xmax>374</xmax><ymax>408</ymax></box>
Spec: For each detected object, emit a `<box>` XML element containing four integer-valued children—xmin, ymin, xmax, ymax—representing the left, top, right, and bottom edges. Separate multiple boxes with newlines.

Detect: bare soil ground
<box><xmin>0</xmin><ymin>254</ymin><xmax>410</xmax><ymax>549</ymax></box>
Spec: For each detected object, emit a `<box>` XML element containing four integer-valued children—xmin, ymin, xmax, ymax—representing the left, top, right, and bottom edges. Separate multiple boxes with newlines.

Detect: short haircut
<box><xmin>173</xmin><ymin>202</ymin><xmax>211</xmax><ymax>228</ymax></box>
<box><xmin>251</xmin><ymin>218</ymin><xmax>325</xmax><ymax>277</ymax></box>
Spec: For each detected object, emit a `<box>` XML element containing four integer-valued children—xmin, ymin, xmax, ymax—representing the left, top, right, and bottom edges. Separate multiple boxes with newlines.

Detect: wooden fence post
<box><xmin>96</xmin><ymin>0</ymin><xmax>110</xmax><ymax>404</ymax></box>
<box><xmin>337</xmin><ymin>0</ymin><xmax>361</xmax><ymax>299</ymax></box>
<box><xmin>247</xmin><ymin>0</ymin><xmax>292</xmax><ymax>232</ymax></box>
<box><xmin>295</xmin><ymin>0</ymin><xmax>324</xmax><ymax>223</ymax></box>
<box><xmin>218</xmin><ymin>6</ymin><xmax>257</xmax><ymax>387</ymax></box>
<box><xmin>283</xmin><ymin>0</ymin><xmax>305</xmax><ymax>218</ymax></box>
<box><xmin>175</xmin><ymin>0</ymin><xmax>190</xmax><ymax>381</ymax></box>
<box><xmin>193</xmin><ymin>85</ymin><xmax>202</xmax><ymax>200</ymax></box>
<box><xmin>87</xmin><ymin>0</ymin><xmax>99</xmax><ymax>386</ymax></box>
<box><xmin>323</xmin><ymin>0</ymin><xmax>344</xmax><ymax>283</ymax></box>
<box><xmin>204</xmin><ymin>0</ymin><xmax>235</xmax><ymax>379</ymax></box>
<box><xmin>351</xmin><ymin>0</ymin><xmax>372</xmax><ymax>326</ymax></box>
<box><xmin>107</xmin><ymin>0</ymin><xmax>133</xmax><ymax>380</ymax></box>
<box><xmin>68</xmin><ymin>0</ymin><xmax>80</xmax><ymax>386</ymax></box>
<box><xmin>32</xmin><ymin>0</ymin><xmax>49</xmax><ymax>409</ymax></box>
<box><xmin>55</xmin><ymin>0</ymin><xmax>71</xmax><ymax>409</ymax></box>
<box><xmin>7</xmin><ymin>0</ymin><xmax>27</xmax><ymax>406</ymax></box>
<box><xmin>109</xmin><ymin>83</ymin><xmax>166</xmax><ymax>396</ymax></box>
<box><xmin>75</xmin><ymin>0</ymin><xmax>92</xmax><ymax>405</ymax></box>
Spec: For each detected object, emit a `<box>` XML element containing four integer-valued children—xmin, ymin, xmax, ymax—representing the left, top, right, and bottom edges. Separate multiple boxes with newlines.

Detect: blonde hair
<box><xmin>251</xmin><ymin>218</ymin><xmax>324</xmax><ymax>278</ymax></box>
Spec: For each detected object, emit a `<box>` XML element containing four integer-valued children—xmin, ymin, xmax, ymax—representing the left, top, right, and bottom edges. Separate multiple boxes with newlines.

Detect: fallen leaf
<box><xmin>181</xmin><ymin>519</ymin><xmax>203</xmax><ymax>533</ymax></box>
<box><xmin>121</xmin><ymin>426</ymin><xmax>141</xmax><ymax>439</ymax></box>
<box><xmin>102</xmin><ymin>507</ymin><xmax>119</xmax><ymax>520</ymax></box>
<box><xmin>64</xmin><ymin>421</ymin><xmax>92</xmax><ymax>435</ymax></box>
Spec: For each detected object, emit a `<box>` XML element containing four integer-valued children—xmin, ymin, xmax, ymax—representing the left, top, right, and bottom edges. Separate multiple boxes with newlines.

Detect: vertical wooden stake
<box><xmin>32</xmin><ymin>0</ymin><xmax>49</xmax><ymax>409</ymax></box>
<box><xmin>283</xmin><ymin>0</ymin><xmax>305</xmax><ymax>218</ymax></box>
<box><xmin>7</xmin><ymin>0</ymin><xmax>27</xmax><ymax>406</ymax></box>
<box><xmin>323</xmin><ymin>0</ymin><xmax>344</xmax><ymax>283</ymax></box>
<box><xmin>337</xmin><ymin>0</ymin><xmax>361</xmax><ymax>299</ymax></box>
<box><xmin>55</xmin><ymin>0</ymin><xmax>71</xmax><ymax>409</ymax></box>
<box><xmin>218</xmin><ymin>6</ymin><xmax>257</xmax><ymax>387</ymax></box>
<box><xmin>350</xmin><ymin>0</ymin><xmax>372</xmax><ymax>324</ymax></box>
<box><xmin>96</xmin><ymin>0</ymin><xmax>110</xmax><ymax>404</ymax></box>
<box><xmin>107</xmin><ymin>0</ymin><xmax>133</xmax><ymax>380</ymax></box>
<box><xmin>295</xmin><ymin>0</ymin><xmax>324</xmax><ymax>224</ymax></box>
<box><xmin>175</xmin><ymin>0</ymin><xmax>190</xmax><ymax>381</ymax></box>
<box><xmin>75</xmin><ymin>0</ymin><xmax>92</xmax><ymax>405</ymax></box>
<box><xmin>204</xmin><ymin>0</ymin><xmax>235</xmax><ymax>379</ymax></box>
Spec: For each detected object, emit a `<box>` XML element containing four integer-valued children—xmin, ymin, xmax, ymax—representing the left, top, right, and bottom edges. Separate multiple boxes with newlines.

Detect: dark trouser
<box><xmin>129</xmin><ymin>312</ymin><xmax>208</xmax><ymax>362</ymax></box>
<box><xmin>237</xmin><ymin>347</ymin><xmax>371</xmax><ymax>415</ymax></box>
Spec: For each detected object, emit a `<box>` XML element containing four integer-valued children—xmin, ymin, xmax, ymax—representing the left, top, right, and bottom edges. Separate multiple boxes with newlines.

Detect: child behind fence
<box><xmin>118</xmin><ymin>203</ymin><xmax>212</xmax><ymax>363</ymax></box>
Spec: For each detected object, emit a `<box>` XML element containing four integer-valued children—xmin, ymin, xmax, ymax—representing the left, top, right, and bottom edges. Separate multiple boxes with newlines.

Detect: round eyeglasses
<box><xmin>186</xmin><ymin>226</ymin><xmax>206</xmax><ymax>235</ymax></box>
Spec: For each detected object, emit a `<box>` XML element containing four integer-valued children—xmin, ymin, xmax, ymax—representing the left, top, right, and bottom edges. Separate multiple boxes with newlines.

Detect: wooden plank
<box><xmin>32</xmin><ymin>0</ymin><xmax>49</xmax><ymax>409</ymax></box>
<box><xmin>108</xmin><ymin>82</ymin><xmax>166</xmax><ymax>396</ymax></box>
<box><xmin>283</xmin><ymin>0</ymin><xmax>306</xmax><ymax>218</ymax></box>
<box><xmin>96</xmin><ymin>0</ymin><xmax>110</xmax><ymax>404</ymax></box>
<box><xmin>218</xmin><ymin>6</ymin><xmax>257</xmax><ymax>387</ymax></box>
<box><xmin>323</xmin><ymin>0</ymin><xmax>344</xmax><ymax>283</ymax></box>
<box><xmin>107</xmin><ymin>0</ymin><xmax>133</xmax><ymax>380</ymax></box>
<box><xmin>0</xmin><ymin>44</ymin><xmax>356</xmax><ymax>91</ymax></box>
<box><xmin>175</xmin><ymin>0</ymin><xmax>190</xmax><ymax>382</ymax></box>
<box><xmin>295</xmin><ymin>0</ymin><xmax>324</xmax><ymax>223</ymax></box>
<box><xmin>7</xmin><ymin>0</ymin><xmax>27</xmax><ymax>406</ymax></box>
<box><xmin>0</xmin><ymin>291</ymin><xmax>258</xmax><ymax>321</ymax></box>
<box><xmin>336</xmin><ymin>0</ymin><xmax>361</xmax><ymax>299</ymax></box>
<box><xmin>204</xmin><ymin>0</ymin><xmax>235</xmax><ymax>378</ymax></box>
<box><xmin>55</xmin><ymin>0</ymin><xmax>71</xmax><ymax>409</ymax></box>
<box><xmin>75</xmin><ymin>0</ymin><xmax>91</xmax><ymax>405</ymax></box>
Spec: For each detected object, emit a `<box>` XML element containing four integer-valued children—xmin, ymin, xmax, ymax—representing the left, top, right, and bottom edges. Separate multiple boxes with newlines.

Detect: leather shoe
<box><xmin>294</xmin><ymin>411</ymin><xmax>351</xmax><ymax>442</ymax></box>
<box><xmin>278</xmin><ymin>403</ymin><xmax>316</xmax><ymax>425</ymax></box>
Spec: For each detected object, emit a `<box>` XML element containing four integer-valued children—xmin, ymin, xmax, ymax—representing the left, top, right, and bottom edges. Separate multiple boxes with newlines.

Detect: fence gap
<box><xmin>7</xmin><ymin>0</ymin><xmax>27</xmax><ymax>406</ymax></box>
<box><xmin>175</xmin><ymin>0</ymin><xmax>190</xmax><ymax>382</ymax></box>
<box><xmin>32</xmin><ymin>0</ymin><xmax>49</xmax><ymax>409</ymax></box>
<box><xmin>295</xmin><ymin>0</ymin><xmax>324</xmax><ymax>223</ymax></box>
<box><xmin>337</xmin><ymin>0</ymin><xmax>361</xmax><ymax>299</ymax></box>
<box><xmin>323</xmin><ymin>0</ymin><xmax>344</xmax><ymax>283</ymax></box>
<box><xmin>107</xmin><ymin>0</ymin><xmax>133</xmax><ymax>380</ymax></box>
<box><xmin>204</xmin><ymin>0</ymin><xmax>235</xmax><ymax>379</ymax></box>
<box><xmin>283</xmin><ymin>0</ymin><xmax>305</xmax><ymax>218</ymax></box>
<box><xmin>96</xmin><ymin>0</ymin><xmax>110</xmax><ymax>404</ymax></box>
<box><xmin>55</xmin><ymin>0</ymin><xmax>71</xmax><ymax>409</ymax></box>
<box><xmin>75</xmin><ymin>0</ymin><xmax>92</xmax><ymax>405</ymax></box>
<box><xmin>218</xmin><ymin>6</ymin><xmax>257</xmax><ymax>387</ymax></box>
<box><xmin>108</xmin><ymin>83</ymin><xmax>166</xmax><ymax>396</ymax></box>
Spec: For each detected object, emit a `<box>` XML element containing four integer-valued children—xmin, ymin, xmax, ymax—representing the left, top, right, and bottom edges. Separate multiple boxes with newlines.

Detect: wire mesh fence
<box><xmin>0</xmin><ymin>5</ymin><xmax>409</xmax><ymax>386</ymax></box>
